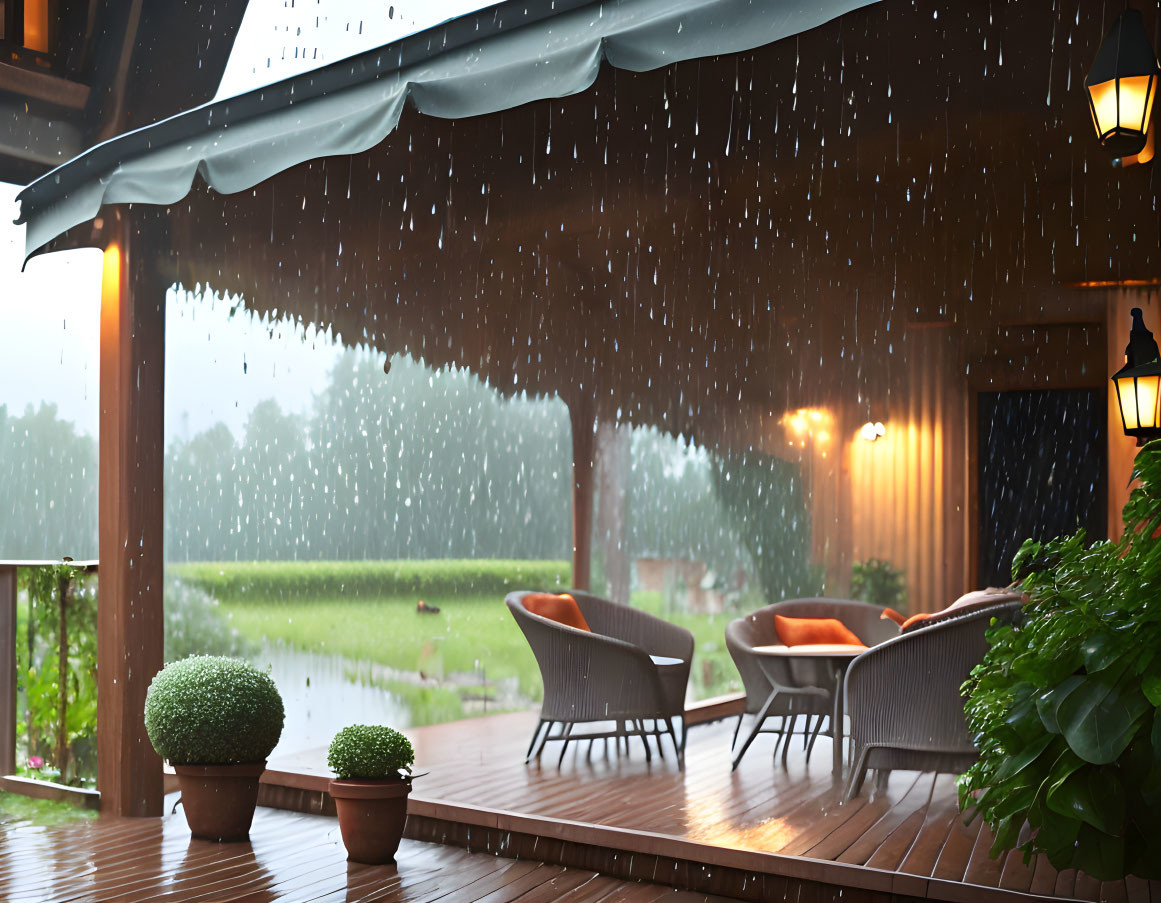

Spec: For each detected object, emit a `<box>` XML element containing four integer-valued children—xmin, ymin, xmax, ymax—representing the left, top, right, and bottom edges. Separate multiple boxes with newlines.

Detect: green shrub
<box><xmin>328</xmin><ymin>725</ymin><xmax>414</xmax><ymax>780</ymax></box>
<box><xmin>168</xmin><ymin>559</ymin><xmax>570</xmax><ymax>604</ymax></box>
<box><xmin>850</xmin><ymin>558</ymin><xmax>907</xmax><ymax>613</ymax></box>
<box><xmin>959</xmin><ymin>442</ymin><xmax>1161</xmax><ymax>881</ymax></box>
<box><xmin>144</xmin><ymin>656</ymin><xmax>284</xmax><ymax>765</ymax></box>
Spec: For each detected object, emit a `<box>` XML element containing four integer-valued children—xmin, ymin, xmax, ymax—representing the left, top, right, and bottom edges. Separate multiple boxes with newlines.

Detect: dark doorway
<box><xmin>977</xmin><ymin>389</ymin><xmax>1106</xmax><ymax>587</ymax></box>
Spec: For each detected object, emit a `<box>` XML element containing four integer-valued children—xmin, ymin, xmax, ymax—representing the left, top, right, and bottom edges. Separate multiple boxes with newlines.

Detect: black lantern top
<box><xmin>1123</xmin><ymin>307</ymin><xmax>1161</xmax><ymax>369</ymax></box>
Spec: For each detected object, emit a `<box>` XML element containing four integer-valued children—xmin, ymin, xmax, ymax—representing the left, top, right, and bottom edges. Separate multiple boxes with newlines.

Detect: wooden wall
<box><xmin>842</xmin><ymin>328</ymin><xmax>969</xmax><ymax>611</ymax></box>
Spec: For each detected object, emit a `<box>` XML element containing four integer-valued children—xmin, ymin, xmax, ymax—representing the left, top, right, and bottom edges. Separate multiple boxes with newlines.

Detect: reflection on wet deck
<box><xmin>266</xmin><ymin>710</ymin><xmax>1156</xmax><ymax>903</ymax></box>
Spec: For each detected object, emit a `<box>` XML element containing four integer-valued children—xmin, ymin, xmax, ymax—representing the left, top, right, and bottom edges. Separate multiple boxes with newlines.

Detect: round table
<box><xmin>747</xmin><ymin>643</ymin><xmax>866</xmax><ymax>778</ymax></box>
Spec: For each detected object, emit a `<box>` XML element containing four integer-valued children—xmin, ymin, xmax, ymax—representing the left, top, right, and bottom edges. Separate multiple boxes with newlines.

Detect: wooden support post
<box><xmin>569</xmin><ymin>396</ymin><xmax>596</xmax><ymax>592</ymax></box>
<box><xmin>0</xmin><ymin>565</ymin><xmax>16</xmax><ymax>776</ymax></box>
<box><xmin>97</xmin><ymin>211</ymin><xmax>166</xmax><ymax>817</ymax></box>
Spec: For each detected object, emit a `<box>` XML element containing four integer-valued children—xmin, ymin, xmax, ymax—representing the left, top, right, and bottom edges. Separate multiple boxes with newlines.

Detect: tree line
<box><xmin>2</xmin><ymin>351</ymin><xmax>809</xmax><ymax>588</ymax></box>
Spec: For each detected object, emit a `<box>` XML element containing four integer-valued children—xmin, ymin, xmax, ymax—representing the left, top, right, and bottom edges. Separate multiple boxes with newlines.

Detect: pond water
<box><xmin>251</xmin><ymin>642</ymin><xmax>410</xmax><ymax>758</ymax></box>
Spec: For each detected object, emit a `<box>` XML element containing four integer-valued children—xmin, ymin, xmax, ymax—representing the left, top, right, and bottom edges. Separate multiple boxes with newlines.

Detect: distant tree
<box><xmin>237</xmin><ymin>399</ymin><xmax>308</xmax><ymax>558</ymax></box>
<box><xmin>0</xmin><ymin>403</ymin><xmax>97</xmax><ymax>559</ymax></box>
<box><xmin>166</xmin><ymin>423</ymin><xmax>239</xmax><ymax>560</ymax></box>
<box><xmin>626</xmin><ymin>428</ymin><xmax>745</xmax><ymax>576</ymax></box>
<box><xmin>710</xmin><ymin>448</ymin><xmax>819</xmax><ymax>603</ymax></box>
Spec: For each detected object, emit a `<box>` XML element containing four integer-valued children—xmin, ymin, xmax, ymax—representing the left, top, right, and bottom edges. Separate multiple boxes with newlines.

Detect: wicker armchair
<box><xmin>842</xmin><ymin>599</ymin><xmax>1023</xmax><ymax>799</ymax></box>
<box><xmin>725</xmin><ymin>598</ymin><xmax>898</xmax><ymax>771</ymax></box>
<box><xmin>507</xmin><ymin>590</ymin><xmax>694</xmax><ymax>767</ymax></box>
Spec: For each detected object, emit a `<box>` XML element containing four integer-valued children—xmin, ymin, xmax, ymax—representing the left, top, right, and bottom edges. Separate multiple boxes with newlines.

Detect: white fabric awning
<box><xmin>16</xmin><ymin>0</ymin><xmax>876</xmax><ymax>259</ymax></box>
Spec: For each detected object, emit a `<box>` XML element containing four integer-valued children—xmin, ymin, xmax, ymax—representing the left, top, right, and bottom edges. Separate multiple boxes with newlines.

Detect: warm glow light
<box><xmin>779</xmin><ymin>408</ymin><xmax>833</xmax><ymax>448</ymax></box>
<box><xmin>23</xmin><ymin>0</ymin><xmax>51</xmax><ymax>53</ymax></box>
<box><xmin>859</xmin><ymin>421</ymin><xmax>886</xmax><ymax>442</ymax></box>
<box><xmin>1067</xmin><ymin>279</ymin><xmax>1161</xmax><ymax>288</ymax></box>
<box><xmin>1116</xmin><ymin>372</ymin><xmax>1161</xmax><ymax>431</ymax></box>
<box><xmin>1089</xmin><ymin>75</ymin><xmax>1158</xmax><ymax>148</ymax></box>
<box><xmin>101</xmin><ymin>244</ymin><xmax>122</xmax><ymax>336</ymax></box>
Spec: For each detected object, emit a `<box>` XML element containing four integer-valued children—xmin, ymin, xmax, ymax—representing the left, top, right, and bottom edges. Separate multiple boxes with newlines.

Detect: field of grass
<box><xmin>223</xmin><ymin>594</ymin><xmax>543</xmax><ymax>698</ymax></box>
<box><xmin>219</xmin><ymin>589</ymin><xmax>743</xmax><ymax>713</ymax></box>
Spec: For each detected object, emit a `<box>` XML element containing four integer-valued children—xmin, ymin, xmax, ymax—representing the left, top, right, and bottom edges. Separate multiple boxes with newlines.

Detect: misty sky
<box><xmin>1</xmin><ymin>0</ymin><xmax>492</xmax><ymax>441</ymax></box>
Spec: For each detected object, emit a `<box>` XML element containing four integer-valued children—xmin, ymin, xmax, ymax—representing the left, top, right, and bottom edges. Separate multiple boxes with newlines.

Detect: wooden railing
<box><xmin>0</xmin><ymin>559</ymin><xmax>98</xmax><ymax>783</ymax></box>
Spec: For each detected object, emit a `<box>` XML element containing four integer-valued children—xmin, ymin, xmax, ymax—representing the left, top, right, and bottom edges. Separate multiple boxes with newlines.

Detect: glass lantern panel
<box><xmin>1136</xmin><ymin>373</ymin><xmax>1161</xmax><ymax>430</ymax></box>
<box><xmin>1118</xmin><ymin>74</ymin><xmax>1156</xmax><ymax>132</ymax></box>
<box><xmin>1089</xmin><ymin>78</ymin><xmax>1120</xmax><ymax>138</ymax></box>
<box><xmin>1117</xmin><ymin>375</ymin><xmax>1141</xmax><ymax>429</ymax></box>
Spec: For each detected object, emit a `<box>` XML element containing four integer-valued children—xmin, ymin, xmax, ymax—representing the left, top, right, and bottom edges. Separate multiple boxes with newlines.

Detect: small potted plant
<box><xmin>327</xmin><ymin>724</ymin><xmax>415</xmax><ymax>864</ymax></box>
<box><xmin>144</xmin><ymin>655</ymin><xmax>284</xmax><ymax>842</ymax></box>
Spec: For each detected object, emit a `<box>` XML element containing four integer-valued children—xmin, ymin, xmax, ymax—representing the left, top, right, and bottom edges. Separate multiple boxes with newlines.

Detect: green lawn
<box><xmin>220</xmin><ymin>590</ymin><xmax>743</xmax><ymax>716</ymax></box>
<box><xmin>0</xmin><ymin>792</ymin><xmax>96</xmax><ymax>827</ymax></box>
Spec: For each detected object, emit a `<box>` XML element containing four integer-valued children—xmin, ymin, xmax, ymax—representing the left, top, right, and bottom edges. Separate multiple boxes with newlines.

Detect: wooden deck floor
<box><xmin>0</xmin><ymin>797</ymin><xmax>745</xmax><ymax>903</ymax></box>
<box><xmin>266</xmin><ymin>711</ymin><xmax>1161</xmax><ymax>903</ymax></box>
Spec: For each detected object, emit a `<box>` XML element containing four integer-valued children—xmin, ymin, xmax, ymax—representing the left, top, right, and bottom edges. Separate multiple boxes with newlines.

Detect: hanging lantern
<box><xmin>1085</xmin><ymin>9</ymin><xmax>1160</xmax><ymax>157</ymax></box>
<box><xmin>1112</xmin><ymin>308</ymin><xmax>1161</xmax><ymax>444</ymax></box>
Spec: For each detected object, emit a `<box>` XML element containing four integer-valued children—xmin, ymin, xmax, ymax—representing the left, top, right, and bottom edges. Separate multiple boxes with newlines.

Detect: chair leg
<box><xmin>802</xmin><ymin>715</ymin><xmax>813</xmax><ymax>749</ymax></box>
<box><xmin>780</xmin><ymin>714</ymin><xmax>799</xmax><ymax>765</ymax></box>
<box><xmin>653</xmin><ymin>719</ymin><xmax>666</xmax><ymax>760</ymax></box>
<box><xmin>636</xmin><ymin>720</ymin><xmax>652</xmax><ymax>762</ymax></box>
<box><xmin>805</xmin><ymin>715</ymin><xmax>825</xmax><ymax>762</ymax></box>
<box><xmin>733</xmin><ymin>693</ymin><xmax>778</xmax><ymax>772</ymax></box>
<box><xmin>677</xmin><ymin>715</ymin><xmax>687</xmax><ymax>769</ymax></box>
<box><xmin>533</xmin><ymin>720</ymin><xmax>555</xmax><ymax>761</ymax></box>
<box><xmin>874</xmin><ymin>768</ymin><xmax>890</xmax><ymax>792</ymax></box>
<box><xmin>730</xmin><ymin>713</ymin><xmax>744</xmax><ymax>750</ymax></box>
<box><xmin>660</xmin><ymin>717</ymin><xmax>677</xmax><ymax>758</ymax></box>
<box><xmin>525</xmin><ymin>719</ymin><xmax>546</xmax><ymax>762</ymax></box>
<box><xmin>844</xmin><ymin>744</ymin><xmax>871</xmax><ymax>801</ymax></box>
<box><xmin>557</xmin><ymin>722</ymin><xmax>574</xmax><ymax>767</ymax></box>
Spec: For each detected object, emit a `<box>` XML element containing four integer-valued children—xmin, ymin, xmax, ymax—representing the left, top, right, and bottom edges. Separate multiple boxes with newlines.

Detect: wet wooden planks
<box><xmin>265</xmin><ymin>711</ymin><xmax>1147</xmax><ymax>903</ymax></box>
<box><xmin>0</xmin><ymin>802</ymin><xmax>744</xmax><ymax>903</ymax></box>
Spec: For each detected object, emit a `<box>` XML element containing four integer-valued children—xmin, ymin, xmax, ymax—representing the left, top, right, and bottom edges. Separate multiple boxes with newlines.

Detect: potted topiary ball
<box><xmin>145</xmin><ymin>655</ymin><xmax>284</xmax><ymax>842</ymax></box>
<box><xmin>327</xmin><ymin>724</ymin><xmax>415</xmax><ymax>864</ymax></box>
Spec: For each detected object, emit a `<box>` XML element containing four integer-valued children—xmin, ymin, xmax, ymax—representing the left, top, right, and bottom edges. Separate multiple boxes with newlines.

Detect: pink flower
<box><xmin>28</xmin><ymin>756</ymin><xmax>44</xmax><ymax>769</ymax></box>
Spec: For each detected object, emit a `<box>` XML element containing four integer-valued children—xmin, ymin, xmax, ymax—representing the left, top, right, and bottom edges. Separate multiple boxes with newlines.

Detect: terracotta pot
<box><xmin>329</xmin><ymin>778</ymin><xmax>411</xmax><ymax>864</ymax></box>
<box><xmin>174</xmin><ymin>762</ymin><xmax>266</xmax><ymax>842</ymax></box>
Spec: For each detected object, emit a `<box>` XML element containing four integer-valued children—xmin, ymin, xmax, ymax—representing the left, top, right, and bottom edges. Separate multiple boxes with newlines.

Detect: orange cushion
<box><xmin>880</xmin><ymin>607</ymin><xmax>906</xmax><ymax>626</ymax></box>
<box><xmin>522</xmin><ymin>593</ymin><xmax>591</xmax><ymax>631</ymax></box>
<box><xmin>899</xmin><ymin>589</ymin><xmax>1028</xmax><ymax>632</ymax></box>
<box><xmin>900</xmin><ymin>612</ymin><xmax>931</xmax><ymax>631</ymax></box>
<box><xmin>774</xmin><ymin>614</ymin><xmax>865</xmax><ymax>648</ymax></box>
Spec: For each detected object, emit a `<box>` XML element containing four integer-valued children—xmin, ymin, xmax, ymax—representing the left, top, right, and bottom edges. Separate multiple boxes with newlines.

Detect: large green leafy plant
<box><xmin>959</xmin><ymin>442</ymin><xmax>1161</xmax><ymax>880</ymax></box>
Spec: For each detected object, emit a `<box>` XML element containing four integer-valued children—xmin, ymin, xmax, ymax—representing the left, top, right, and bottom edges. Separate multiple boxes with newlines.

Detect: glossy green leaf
<box><xmin>1035</xmin><ymin>809</ymin><xmax>1080</xmax><ymax>862</ymax></box>
<box><xmin>1057</xmin><ymin>678</ymin><xmax>1150</xmax><ymax>765</ymax></box>
<box><xmin>1036</xmin><ymin>675</ymin><xmax>1084</xmax><ymax>735</ymax></box>
<box><xmin>1046</xmin><ymin>767</ymin><xmax>1124</xmax><ymax>837</ymax></box>
<box><xmin>1083</xmin><ymin>633</ymin><xmax>1123</xmax><ymax>674</ymax></box>
<box><xmin>1143</xmin><ymin>660</ymin><xmax>1161</xmax><ymax>706</ymax></box>
<box><xmin>994</xmin><ymin>733</ymin><xmax>1053</xmax><ymax>783</ymax></box>
<box><xmin>1072</xmin><ymin>823</ymin><xmax>1125</xmax><ymax>882</ymax></box>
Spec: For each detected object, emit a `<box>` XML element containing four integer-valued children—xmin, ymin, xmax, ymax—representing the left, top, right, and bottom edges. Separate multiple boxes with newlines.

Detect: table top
<box><xmin>649</xmin><ymin>654</ymin><xmax>684</xmax><ymax>666</ymax></box>
<box><xmin>750</xmin><ymin>643</ymin><xmax>867</xmax><ymax>657</ymax></box>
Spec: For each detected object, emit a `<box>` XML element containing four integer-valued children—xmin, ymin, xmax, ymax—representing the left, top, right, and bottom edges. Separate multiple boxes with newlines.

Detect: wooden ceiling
<box><xmin>155</xmin><ymin>0</ymin><xmax>1155</xmax><ymax>444</ymax></box>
